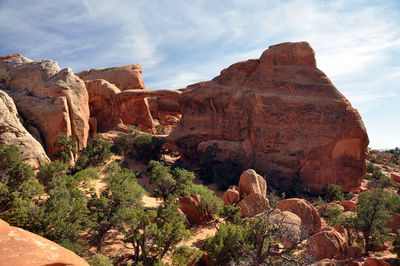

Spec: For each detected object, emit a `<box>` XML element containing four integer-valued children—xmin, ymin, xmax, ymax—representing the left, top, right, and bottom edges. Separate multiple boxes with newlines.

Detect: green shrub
<box><xmin>73</xmin><ymin>168</ymin><xmax>99</xmax><ymax>183</ymax></box>
<box><xmin>189</xmin><ymin>184</ymin><xmax>223</xmax><ymax>220</ymax></box>
<box><xmin>172</xmin><ymin>246</ymin><xmax>203</xmax><ymax>266</ymax></box>
<box><xmin>368</xmin><ymin>170</ymin><xmax>393</xmax><ymax>188</ymax></box>
<box><xmin>322</xmin><ymin>205</ymin><xmax>344</xmax><ymax>226</ymax></box>
<box><xmin>366</xmin><ymin>163</ymin><xmax>375</xmax><ymax>173</ymax></box>
<box><xmin>220</xmin><ymin>205</ymin><xmax>244</xmax><ymax>224</ymax></box>
<box><xmin>75</xmin><ymin>135</ymin><xmax>111</xmax><ymax>170</ymax></box>
<box><xmin>199</xmin><ymin>144</ymin><xmax>242</xmax><ymax>190</ymax></box>
<box><xmin>133</xmin><ymin>133</ymin><xmax>165</xmax><ymax>163</ymax></box>
<box><xmin>37</xmin><ymin>160</ymin><xmax>69</xmax><ymax>186</ymax></box>
<box><xmin>54</xmin><ymin>133</ymin><xmax>77</xmax><ymax>163</ymax></box>
<box><xmin>287</xmin><ymin>170</ymin><xmax>310</xmax><ymax>198</ymax></box>
<box><xmin>88</xmin><ymin>254</ymin><xmax>113</xmax><ymax>266</ymax></box>
<box><xmin>322</xmin><ymin>184</ymin><xmax>345</xmax><ymax>202</ymax></box>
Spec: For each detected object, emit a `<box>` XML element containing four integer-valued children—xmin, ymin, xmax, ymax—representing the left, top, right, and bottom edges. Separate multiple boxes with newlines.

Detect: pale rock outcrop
<box><xmin>276</xmin><ymin>198</ymin><xmax>321</xmax><ymax>236</ymax></box>
<box><xmin>164</xmin><ymin>41</ymin><xmax>368</xmax><ymax>193</ymax></box>
<box><xmin>0</xmin><ymin>219</ymin><xmax>88</xmax><ymax>266</ymax></box>
<box><xmin>237</xmin><ymin>193</ymin><xmax>269</xmax><ymax>217</ymax></box>
<box><xmin>238</xmin><ymin>169</ymin><xmax>267</xmax><ymax>200</ymax></box>
<box><xmin>264</xmin><ymin>209</ymin><xmax>302</xmax><ymax>245</ymax></box>
<box><xmin>306</xmin><ymin>226</ymin><xmax>347</xmax><ymax>261</ymax></box>
<box><xmin>78</xmin><ymin>65</ymin><xmax>154</xmax><ymax>132</ymax></box>
<box><xmin>0</xmin><ymin>90</ymin><xmax>50</xmax><ymax>168</ymax></box>
<box><xmin>222</xmin><ymin>185</ymin><xmax>240</xmax><ymax>205</ymax></box>
<box><xmin>0</xmin><ymin>56</ymin><xmax>89</xmax><ymax>159</ymax></box>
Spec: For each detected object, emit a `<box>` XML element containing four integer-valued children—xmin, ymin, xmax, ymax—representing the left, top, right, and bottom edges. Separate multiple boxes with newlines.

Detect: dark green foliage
<box><xmin>199</xmin><ymin>144</ymin><xmax>242</xmax><ymax>190</ymax></box>
<box><xmin>287</xmin><ymin>170</ymin><xmax>310</xmax><ymax>198</ymax></box>
<box><xmin>133</xmin><ymin>133</ymin><xmax>165</xmax><ymax>163</ymax></box>
<box><xmin>220</xmin><ymin>205</ymin><xmax>244</xmax><ymax>224</ymax></box>
<box><xmin>88</xmin><ymin>254</ymin><xmax>114</xmax><ymax>266</ymax></box>
<box><xmin>41</xmin><ymin>182</ymin><xmax>90</xmax><ymax>254</ymax></box>
<box><xmin>73</xmin><ymin>168</ymin><xmax>99</xmax><ymax>183</ymax></box>
<box><xmin>172</xmin><ymin>246</ymin><xmax>203</xmax><ymax>266</ymax></box>
<box><xmin>75</xmin><ymin>134</ymin><xmax>112</xmax><ymax>170</ymax></box>
<box><xmin>393</xmin><ymin>233</ymin><xmax>400</xmax><ymax>259</ymax></box>
<box><xmin>204</xmin><ymin>223</ymin><xmax>252</xmax><ymax>265</ymax></box>
<box><xmin>321</xmin><ymin>205</ymin><xmax>344</xmax><ymax>226</ymax></box>
<box><xmin>189</xmin><ymin>184</ymin><xmax>223</xmax><ymax>220</ymax></box>
<box><xmin>88</xmin><ymin>168</ymin><xmax>145</xmax><ymax>249</ymax></box>
<box><xmin>117</xmin><ymin>202</ymin><xmax>188</xmax><ymax>264</ymax></box>
<box><xmin>148</xmin><ymin>160</ymin><xmax>194</xmax><ymax>200</ymax></box>
<box><xmin>37</xmin><ymin>160</ymin><xmax>69</xmax><ymax>187</ymax></box>
<box><xmin>322</xmin><ymin>184</ymin><xmax>345</xmax><ymax>202</ymax></box>
<box><xmin>366</xmin><ymin>163</ymin><xmax>375</xmax><ymax>173</ymax></box>
<box><xmin>54</xmin><ymin>133</ymin><xmax>77</xmax><ymax>163</ymax></box>
<box><xmin>349</xmin><ymin>188</ymin><xmax>392</xmax><ymax>254</ymax></box>
<box><xmin>388</xmin><ymin>194</ymin><xmax>400</xmax><ymax>213</ymax></box>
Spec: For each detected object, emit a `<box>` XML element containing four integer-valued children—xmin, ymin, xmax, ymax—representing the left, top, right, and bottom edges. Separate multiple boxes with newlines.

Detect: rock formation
<box><xmin>153</xmin><ymin>41</ymin><xmax>368</xmax><ymax>193</ymax></box>
<box><xmin>0</xmin><ymin>219</ymin><xmax>88</xmax><ymax>266</ymax></box>
<box><xmin>222</xmin><ymin>185</ymin><xmax>240</xmax><ymax>205</ymax></box>
<box><xmin>306</xmin><ymin>226</ymin><xmax>348</xmax><ymax>261</ymax></box>
<box><xmin>238</xmin><ymin>169</ymin><xmax>267</xmax><ymax>200</ymax></box>
<box><xmin>237</xmin><ymin>193</ymin><xmax>269</xmax><ymax>217</ymax></box>
<box><xmin>276</xmin><ymin>198</ymin><xmax>321</xmax><ymax>236</ymax></box>
<box><xmin>0</xmin><ymin>90</ymin><xmax>50</xmax><ymax>169</ymax></box>
<box><xmin>0</xmin><ymin>55</ymin><xmax>89</xmax><ymax>159</ymax></box>
<box><xmin>179</xmin><ymin>195</ymin><xmax>207</xmax><ymax>225</ymax></box>
<box><xmin>77</xmin><ymin>65</ymin><xmax>154</xmax><ymax>132</ymax></box>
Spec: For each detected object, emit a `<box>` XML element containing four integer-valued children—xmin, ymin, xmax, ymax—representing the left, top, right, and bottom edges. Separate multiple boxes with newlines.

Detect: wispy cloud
<box><xmin>0</xmin><ymin>0</ymin><xmax>399</xmax><ymax>147</ymax></box>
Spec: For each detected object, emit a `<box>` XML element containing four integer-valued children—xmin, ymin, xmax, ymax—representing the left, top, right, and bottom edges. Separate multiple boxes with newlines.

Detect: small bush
<box><xmin>54</xmin><ymin>133</ymin><xmax>77</xmax><ymax>163</ymax></box>
<box><xmin>189</xmin><ymin>184</ymin><xmax>223</xmax><ymax>220</ymax></box>
<box><xmin>368</xmin><ymin>170</ymin><xmax>393</xmax><ymax>188</ymax></box>
<box><xmin>220</xmin><ymin>205</ymin><xmax>244</xmax><ymax>224</ymax></box>
<box><xmin>75</xmin><ymin>135</ymin><xmax>111</xmax><ymax>170</ymax></box>
<box><xmin>88</xmin><ymin>254</ymin><xmax>113</xmax><ymax>266</ymax></box>
<box><xmin>133</xmin><ymin>133</ymin><xmax>165</xmax><ymax>163</ymax></box>
<box><xmin>37</xmin><ymin>160</ymin><xmax>69</xmax><ymax>187</ymax></box>
<box><xmin>322</xmin><ymin>184</ymin><xmax>345</xmax><ymax>202</ymax></box>
<box><xmin>322</xmin><ymin>205</ymin><xmax>344</xmax><ymax>226</ymax></box>
<box><xmin>172</xmin><ymin>246</ymin><xmax>203</xmax><ymax>266</ymax></box>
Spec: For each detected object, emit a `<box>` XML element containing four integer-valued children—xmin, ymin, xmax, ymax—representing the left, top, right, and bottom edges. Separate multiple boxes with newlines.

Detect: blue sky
<box><xmin>0</xmin><ymin>0</ymin><xmax>399</xmax><ymax>149</ymax></box>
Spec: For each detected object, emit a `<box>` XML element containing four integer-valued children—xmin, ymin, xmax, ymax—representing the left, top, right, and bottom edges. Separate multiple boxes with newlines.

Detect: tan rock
<box><xmin>238</xmin><ymin>169</ymin><xmax>267</xmax><ymax>200</ymax></box>
<box><xmin>118</xmin><ymin>93</ymin><xmax>154</xmax><ymax>132</ymax></box>
<box><xmin>77</xmin><ymin>64</ymin><xmax>145</xmax><ymax>91</ymax></box>
<box><xmin>164</xmin><ymin>41</ymin><xmax>368</xmax><ymax>193</ymax></box>
<box><xmin>0</xmin><ymin>90</ymin><xmax>50</xmax><ymax>169</ymax></box>
<box><xmin>306</xmin><ymin>226</ymin><xmax>347</xmax><ymax>261</ymax></box>
<box><xmin>222</xmin><ymin>186</ymin><xmax>240</xmax><ymax>205</ymax></box>
<box><xmin>237</xmin><ymin>193</ymin><xmax>269</xmax><ymax>217</ymax></box>
<box><xmin>0</xmin><ymin>57</ymin><xmax>89</xmax><ymax>159</ymax></box>
<box><xmin>0</xmin><ymin>54</ymin><xmax>22</xmax><ymax>62</ymax></box>
<box><xmin>179</xmin><ymin>195</ymin><xmax>207</xmax><ymax>225</ymax></box>
<box><xmin>276</xmin><ymin>198</ymin><xmax>321</xmax><ymax>235</ymax></box>
<box><xmin>0</xmin><ymin>219</ymin><xmax>88</xmax><ymax>266</ymax></box>
<box><xmin>390</xmin><ymin>172</ymin><xmax>400</xmax><ymax>183</ymax></box>
<box><xmin>340</xmin><ymin>201</ymin><xmax>357</xmax><ymax>211</ymax></box>
<box><xmin>85</xmin><ymin>79</ymin><xmax>122</xmax><ymax>131</ymax></box>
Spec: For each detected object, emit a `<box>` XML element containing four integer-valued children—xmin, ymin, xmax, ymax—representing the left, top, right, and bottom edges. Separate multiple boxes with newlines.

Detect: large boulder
<box><xmin>222</xmin><ymin>185</ymin><xmax>240</xmax><ymax>205</ymax></box>
<box><xmin>306</xmin><ymin>226</ymin><xmax>347</xmax><ymax>261</ymax></box>
<box><xmin>84</xmin><ymin>79</ymin><xmax>122</xmax><ymax>131</ymax></box>
<box><xmin>237</xmin><ymin>193</ymin><xmax>269</xmax><ymax>217</ymax></box>
<box><xmin>0</xmin><ymin>90</ymin><xmax>50</xmax><ymax>169</ymax></box>
<box><xmin>77</xmin><ymin>65</ymin><xmax>154</xmax><ymax>132</ymax></box>
<box><xmin>264</xmin><ymin>209</ymin><xmax>302</xmax><ymax>245</ymax></box>
<box><xmin>0</xmin><ymin>219</ymin><xmax>88</xmax><ymax>266</ymax></box>
<box><xmin>0</xmin><ymin>56</ymin><xmax>89</xmax><ymax>159</ymax></box>
<box><xmin>276</xmin><ymin>198</ymin><xmax>321</xmax><ymax>236</ymax></box>
<box><xmin>166</xmin><ymin>41</ymin><xmax>368</xmax><ymax>193</ymax></box>
<box><xmin>179</xmin><ymin>195</ymin><xmax>207</xmax><ymax>225</ymax></box>
<box><xmin>238</xmin><ymin>169</ymin><xmax>267</xmax><ymax>200</ymax></box>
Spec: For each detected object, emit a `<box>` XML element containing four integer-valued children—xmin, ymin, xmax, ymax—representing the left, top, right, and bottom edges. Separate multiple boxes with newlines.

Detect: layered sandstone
<box><xmin>164</xmin><ymin>41</ymin><xmax>368</xmax><ymax>193</ymax></box>
<box><xmin>0</xmin><ymin>56</ymin><xmax>89</xmax><ymax>159</ymax></box>
<box><xmin>0</xmin><ymin>90</ymin><xmax>50</xmax><ymax>169</ymax></box>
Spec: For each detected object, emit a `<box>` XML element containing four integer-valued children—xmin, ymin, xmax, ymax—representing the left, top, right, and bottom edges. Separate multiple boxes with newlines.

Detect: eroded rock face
<box><xmin>167</xmin><ymin>41</ymin><xmax>368</xmax><ymax>193</ymax></box>
<box><xmin>0</xmin><ymin>56</ymin><xmax>89</xmax><ymax>159</ymax></box>
<box><xmin>276</xmin><ymin>198</ymin><xmax>321</xmax><ymax>236</ymax></box>
<box><xmin>85</xmin><ymin>79</ymin><xmax>122</xmax><ymax>132</ymax></box>
<box><xmin>0</xmin><ymin>90</ymin><xmax>50</xmax><ymax>169</ymax></box>
<box><xmin>78</xmin><ymin>64</ymin><xmax>154</xmax><ymax>132</ymax></box>
<box><xmin>0</xmin><ymin>219</ymin><xmax>88</xmax><ymax>266</ymax></box>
